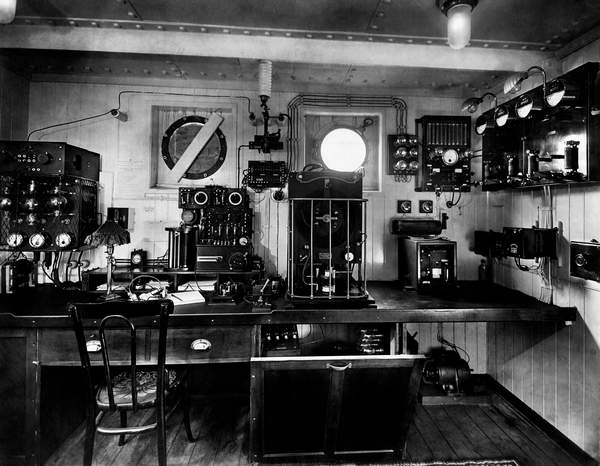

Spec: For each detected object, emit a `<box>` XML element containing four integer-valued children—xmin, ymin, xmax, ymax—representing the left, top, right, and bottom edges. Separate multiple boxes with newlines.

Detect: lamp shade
<box><xmin>85</xmin><ymin>220</ymin><xmax>130</xmax><ymax>248</ymax></box>
<box><xmin>475</xmin><ymin>115</ymin><xmax>488</xmax><ymax>135</ymax></box>
<box><xmin>494</xmin><ymin>106</ymin><xmax>509</xmax><ymax>127</ymax></box>
<box><xmin>0</xmin><ymin>0</ymin><xmax>16</xmax><ymax>24</ymax></box>
<box><xmin>461</xmin><ymin>97</ymin><xmax>482</xmax><ymax>113</ymax></box>
<box><xmin>503</xmin><ymin>73</ymin><xmax>527</xmax><ymax>94</ymax></box>
<box><xmin>515</xmin><ymin>94</ymin><xmax>534</xmax><ymax>118</ymax></box>
<box><xmin>447</xmin><ymin>3</ymin><xmax>473</xmax><ymax>50</ymax></box>
<box><xmin>546</xmin><ymin>79</ymin><xmax>566</xmax><ymax>107</ymax></box>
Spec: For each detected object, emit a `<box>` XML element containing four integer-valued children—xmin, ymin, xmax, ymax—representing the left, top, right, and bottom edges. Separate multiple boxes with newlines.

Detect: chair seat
<box><xmin>97</xmin><ymin>369</ymin><xmax>180</xmax><ymax>409</ymax></box>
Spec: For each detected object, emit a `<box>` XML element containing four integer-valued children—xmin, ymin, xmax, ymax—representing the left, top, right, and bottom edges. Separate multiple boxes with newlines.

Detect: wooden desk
<box><xmin>0</xmin><ymin>282</ymin><xmax>576</xmax><ymax>465</ymax></box>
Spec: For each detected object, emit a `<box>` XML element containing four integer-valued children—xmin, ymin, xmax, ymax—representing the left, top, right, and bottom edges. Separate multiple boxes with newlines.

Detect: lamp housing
<box><xmin>475</xmin><ymin>115</ymin><xmax>488</xmax><ymax>135</ymax></box>
<box><xmin>0</xmin><ymin>0</ymin><xmax>16</xmax><ymax>24</ymax></box>
<box><xmin>515</xmin><ymin>95</ymin><xmax>534</xmax><ymax>118</ymax></box>
<box><xmin>494</xmin><ymin>106</ymin><xmax>509</xmax><ymax>127</ymax></box>
<box><xmin>437</xmin><ymin>0</ymin><xmax>478</xmax><ymax>50</ymax></box>
<box><xmin>546</xmin><ymin>79</ymin><xmax>566</xmax><ymax>107</ymax></box>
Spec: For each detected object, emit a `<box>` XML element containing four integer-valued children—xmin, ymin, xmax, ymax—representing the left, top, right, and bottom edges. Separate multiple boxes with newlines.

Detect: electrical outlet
<box><xmin>397</xmin><ymin>200</ymin><xmax>412</xmax><ymax>213</ymax></box>
<box><xmin>419</xmin><ymin>200</ymin><xmax>434</xmax><ymax>214</ymax></box>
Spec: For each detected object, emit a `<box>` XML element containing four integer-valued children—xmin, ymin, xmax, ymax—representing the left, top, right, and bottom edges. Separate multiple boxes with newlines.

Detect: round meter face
<box><xmin>442</xmin><ymin>149</ymin><xmax>459</xmax><ymax>166</ymax></box>
<box><xmin>29</xmin><ymin>233</ymin><xmax>47</xmax><ymax>249</ymax></box>
<box><xmin>131</xmin><ymin>253</ymin><xmax>143</xmax><ymax>265</ymax></box>
<box><xmin>55</xmin><ymin>233</ymin><xmax>73</xmax><ymax>248</ymax></box>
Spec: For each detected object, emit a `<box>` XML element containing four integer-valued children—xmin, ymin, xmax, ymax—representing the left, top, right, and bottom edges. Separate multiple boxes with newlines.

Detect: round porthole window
<box><xmin>161</xmin><ymin>115</ymin><xmax>227</xmax><ymax>179</ymax></box>
<box><xmin>319</xmin><ymin>127</ymin><xmax>366</xmax><ymax>172</ymax></box>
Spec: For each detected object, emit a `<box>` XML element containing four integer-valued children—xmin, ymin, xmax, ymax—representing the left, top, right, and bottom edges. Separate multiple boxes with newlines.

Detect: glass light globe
<box><xmin>320</xmin><ymin>128</ymin><xmax>367</xmax><ymax>172</ymax></box>
<box><xmin>447</xmin><ymin>3</ymin><xmax>473</xmax><ymax>50</ymax></box>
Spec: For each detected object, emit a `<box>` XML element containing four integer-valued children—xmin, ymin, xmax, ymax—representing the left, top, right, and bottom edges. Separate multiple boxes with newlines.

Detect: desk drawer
<box><xmin>39</xmin><ymin>329</ymin><xmax>149</xmax><ymax>365</ymax></box>
<box><xmin>166</xmin><ymin>326</ymin><xmax>253</xmax><ymax>363</ymax></box>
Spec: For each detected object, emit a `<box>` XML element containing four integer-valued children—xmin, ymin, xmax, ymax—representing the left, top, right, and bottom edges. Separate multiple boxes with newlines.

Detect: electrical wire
<box><xmin>27</xmin><ymin>110</ymin><xmax>114</xmax><ymax>141</ymax></box>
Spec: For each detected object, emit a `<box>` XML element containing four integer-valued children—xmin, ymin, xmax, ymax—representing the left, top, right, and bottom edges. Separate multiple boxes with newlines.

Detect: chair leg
<box><xmin>183</xmin><ymin>378</ymin><xmax>197</xmax><ymax>442</ymax></box>
<box><xmin>118</xmin><ymin>411</ymin><xmax>127</xmax><ymax>446</ymax></box>
<box><xmin>157</xmin><ymin>401</ymin><xmax>167</xmax><ymax>466</ymax></box>
<box><xmin>83</xmin><ymin>405</ymin><xmax>96</xmax><ymax>466</ymax></box>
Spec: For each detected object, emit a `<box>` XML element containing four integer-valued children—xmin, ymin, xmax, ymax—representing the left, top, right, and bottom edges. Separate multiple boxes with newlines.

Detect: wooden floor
<box><xmin>45</xmin><ymin>397</ymin><xmax>587</xmax><ymax>466</ymax></box>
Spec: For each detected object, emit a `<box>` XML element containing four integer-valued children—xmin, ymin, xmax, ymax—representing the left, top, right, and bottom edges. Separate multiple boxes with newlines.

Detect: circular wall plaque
<box><xmin>161</xmin><ymin>115</ymin><xmax>227</xmax><ymax>179</ymax></box>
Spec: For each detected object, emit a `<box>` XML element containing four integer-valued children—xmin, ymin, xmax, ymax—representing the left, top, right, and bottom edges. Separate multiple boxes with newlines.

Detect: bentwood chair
<box><xmin>69</xmin><ymin>299</ymin><xmax>197</xmax><ymax>466</ymax></box>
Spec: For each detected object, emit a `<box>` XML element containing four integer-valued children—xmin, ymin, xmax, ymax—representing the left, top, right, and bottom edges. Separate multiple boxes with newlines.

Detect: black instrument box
<box><xmin>0</xmin><ymin>141</ymin><xmax>100</xmax><ymax>181</ymax></box>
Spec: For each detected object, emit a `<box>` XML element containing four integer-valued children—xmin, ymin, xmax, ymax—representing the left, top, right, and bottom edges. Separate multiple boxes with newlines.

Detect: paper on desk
<box><xmin>169</xmin><ymin>291</ymin><xmax>205</xmax><ymax>305</ymax></box>
<box><xmin>177</xmin><ymin>280</ymin><xmax>216</xmax><ymax>292</ymax></box>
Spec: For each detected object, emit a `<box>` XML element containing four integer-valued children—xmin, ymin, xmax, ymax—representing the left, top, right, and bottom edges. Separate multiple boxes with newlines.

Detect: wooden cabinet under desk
<box><xmin>0</xmin><ymin>282</ymin><xmax>578</xmax><ymax>465</ymax></box>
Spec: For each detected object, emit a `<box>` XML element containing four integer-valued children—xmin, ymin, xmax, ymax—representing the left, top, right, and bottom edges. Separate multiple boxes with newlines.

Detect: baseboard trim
<box><xmin>482</xmin><ymin>374</ymin><xmax>598</xmax><ymax>466</ymax></box>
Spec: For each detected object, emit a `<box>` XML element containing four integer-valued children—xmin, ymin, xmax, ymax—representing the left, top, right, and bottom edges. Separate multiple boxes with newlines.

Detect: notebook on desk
<box><xmin>168</xmin><ymin>291</ymin><xmax>205</xmax><ymax>306</ymax></box>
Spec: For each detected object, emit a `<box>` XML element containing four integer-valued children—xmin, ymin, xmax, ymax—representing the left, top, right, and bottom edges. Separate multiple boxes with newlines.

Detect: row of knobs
<box><xmin>391</xmin><ymin>134</ymin><xmax>419</xmax><ymax>174</ymax></box>
<box><xmin>7</xmin><ymin>231</ymin><xmax>74</xmax><ymax>249</ymax></box>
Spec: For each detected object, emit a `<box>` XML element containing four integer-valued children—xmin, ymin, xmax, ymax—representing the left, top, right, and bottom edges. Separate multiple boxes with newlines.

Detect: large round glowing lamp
<box><xmin>0</xmin><ymin>0</ymin><xmax>16</xmax><ymax>24</ymax></box>
<box><xmin>438</xmin><ymin>0</ymin><xmax>478</xmax><ymax>50</ymax></box>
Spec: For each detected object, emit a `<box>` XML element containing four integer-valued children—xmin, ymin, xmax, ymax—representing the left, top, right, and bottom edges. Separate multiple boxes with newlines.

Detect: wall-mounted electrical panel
<box><xmin>415</xmin><ymin>116</ymin><xmax>472</xmax><ymax>192</ymax></box>
<box><xmin>481</xmin><ymin>62</ymin><xmax>600</xmax><ymax>190</ymax></box>
<box><xmin>570</xmin><ymin>241</ymin><xmax>600</xmax><ymax>282</ymax></box>
<box><xmin>388</xmin><ymin>134</ymin><xmax>419</xmax><ymax>178</ymax></box>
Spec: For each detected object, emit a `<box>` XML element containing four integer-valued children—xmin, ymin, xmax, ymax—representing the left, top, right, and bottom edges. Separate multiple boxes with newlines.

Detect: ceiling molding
<box><xmin>0</xmin><ymin>24</ymin><xmax>553</xmax><ymax>72</ymax></box>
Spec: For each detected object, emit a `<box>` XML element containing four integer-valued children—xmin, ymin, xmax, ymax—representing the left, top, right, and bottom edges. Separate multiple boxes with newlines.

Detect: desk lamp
<box><xmin>85</xmin><ymin>219</ymin><xmax>130</xmax><ymax>300</ymax></box>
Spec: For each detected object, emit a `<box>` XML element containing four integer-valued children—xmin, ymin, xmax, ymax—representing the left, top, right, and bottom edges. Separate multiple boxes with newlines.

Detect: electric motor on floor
<box><xmin>287</xmin><ymin>171</ymin><xmax>368</xmax><ymax>303</ymax></box>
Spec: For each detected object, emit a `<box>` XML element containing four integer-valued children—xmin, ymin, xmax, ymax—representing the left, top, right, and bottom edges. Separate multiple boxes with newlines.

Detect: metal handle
<box><xmin>190</xmin><ymin>338</ymin><xmax>212</xmax><ymax>352</ymax></box>
<box><xmin>86</xmin><ymin>339</ymin><xmax>102</xmax><ymax>353</ymax></box>
<box><xmin>326</xmin><ymin>362</ymin><xmax>352</xmax><ymax>372</ymax></box>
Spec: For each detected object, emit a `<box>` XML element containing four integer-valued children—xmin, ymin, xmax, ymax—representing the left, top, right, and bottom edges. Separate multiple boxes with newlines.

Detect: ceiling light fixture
<box><xmin>0</xmin><ymin>0</ymin><xmax>16</xmax><ymax>24</ymax></box>
<box><xmin>437</xmin><ymin>0</ymin><xmax>478</xmax><ymax>50</ymax></box>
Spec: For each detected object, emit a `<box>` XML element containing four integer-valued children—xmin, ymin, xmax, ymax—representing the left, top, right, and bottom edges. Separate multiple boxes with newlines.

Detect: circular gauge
<box><xmin>55</xmin><ymin>233</ymin><xmax>73</xmax><ymax>248</ymax></box>
<box><xmin>228</xmin><ymin>252</ymin><xmax>246</xmax><ymax>271</ymax></box>
<box><xmin>409</xmin><ymin>148</ymin><xmax>418</xmax><ymax>157</ymax></box>
<box><xmin>25</xmin><ymin>213</ymin><xmax>38</xmax><ymax>225</ymax></box>
<box><xmin>408</xmin><ymin>160</ymin><xmax>419</xmax><ymax>171</ymax></box>
<box><xmin>228</xmin><ymin>191</ymin><xmax>243</xmax><ymax>206</ymax></box>
<box><xmin>394</xmin><ymin>135</ymin><xmax>408</xmax><ymax>146</ymax></box>
<box><xmin>238</xmin><ymin>237</ymin><xmax>249</xmax><ymax>247</ymax></box>
<box><xmin>181</xmin><ymin>209</ymin><xmax>197</xmax><ymax>225</ymax></box>
<box><xmin>29</xmin><ymin>232</ymin><xmax>48</xmax><ymax>249</ymax></box>
<box><xmin>193</xmin><ymin>191</ymin><xmax>209</xmax><ymax>206</ymax></box>
<box><xmin>7</xmin><ymin>232</ymin><xmax>24</xmax><ymax>248</ymax></box>
<box><xmin>442</xmin><ymin>149</ymin><xmax>459</xmax><ymax>166</ymax></box>
<box><xmin>131</xmin><ymin>252</ymin><xmax>143</xmax><ymax>266</ymax></box>
<box><xmin>161</xmin><ymin>115</ymin><xmax>227</xmax><ymax>180</ymax></box>
<box><xmin>344</xmin><ymin>252</ymin><xmax>355</xmax><ymax>262</ymax></box>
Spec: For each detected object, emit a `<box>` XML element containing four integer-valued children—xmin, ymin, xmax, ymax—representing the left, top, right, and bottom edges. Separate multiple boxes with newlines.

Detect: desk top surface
<box><xmin>0</xmin><ymin>281</ymin><xmax>576</xmax><ymax>327</ymax></box>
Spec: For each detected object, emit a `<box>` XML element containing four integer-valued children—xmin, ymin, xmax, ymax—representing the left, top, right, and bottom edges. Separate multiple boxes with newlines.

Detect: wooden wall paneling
<box><xmin>531</xmin><ymin>320</ymin><xmax>545</xmax><ymax>416</ymax></box>
<box><xmin>542</xmin><ymin>321</ymin><xmax>557</xmax><ymax>426</ymax></box>
<box><xmin>476</xmin><ymin>322</ymin><xmax>487</xmax><ymax>375</ymax></box>
<box><xmin>486</xmin><ymin>322</ymin><xmax>497</xmax><ymax>380</ymax></box>
<box><xmin>521</xmin><ymin>323</ymin><xmax>535</xmax><ymax>408</ymax></box>
<box><xmin>568</xmin><ymin>281</ymin><xmax>585</xmax><ymax>448</ymax></box>
<box><xmin>555</xmin><ymin>319</ymin><xmax>571</xmax><ymax>435</ymax></box>
<box><xmin>465</xmin><ymin>323</ymin><xmax>478</xmax><ymax>373</ymax></box>
<box><xmin>583</xmin><ymin>287</ymin><xmax>600</xmax><ymax>458</ymax></box>
<box><xmin>512</xmin><ymin>321</ymin><xmax>523</xmax><ymax>401</ymax></box>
